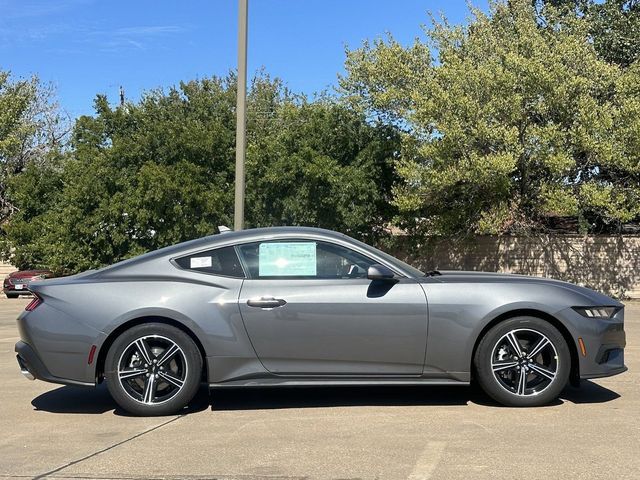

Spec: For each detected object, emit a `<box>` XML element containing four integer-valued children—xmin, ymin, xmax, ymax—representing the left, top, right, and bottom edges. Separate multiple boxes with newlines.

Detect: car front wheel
<box><xmin>474</xmin><ymin>317</ymin><xmax>571</xmax><ymax>407</ymax></box>
<box><xmin>105</xmin><ymin>323</ymin><xmax>202</xmax><ymax>416</ymax></box>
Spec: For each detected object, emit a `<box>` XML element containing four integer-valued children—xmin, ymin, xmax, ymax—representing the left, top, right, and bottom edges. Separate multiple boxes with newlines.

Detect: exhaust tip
<box><xmin>16</xmin><ymin>355</ymin><xmax>35</xmax><ymax>380</ymax></box>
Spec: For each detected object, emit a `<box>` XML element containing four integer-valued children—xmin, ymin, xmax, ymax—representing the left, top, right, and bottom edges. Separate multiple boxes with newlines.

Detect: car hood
<box><xmin>424</xmin><ymin>270</ymin><xmax>622</xmax><ymax>307</ymax></box>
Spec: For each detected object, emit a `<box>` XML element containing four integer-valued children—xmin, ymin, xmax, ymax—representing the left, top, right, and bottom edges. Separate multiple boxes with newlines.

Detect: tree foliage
<box><xmin>0</xmin><ymin>70</ymin><xmax>66</xmax><ymax>222</ymax></box>
<box><xmin>4</xmin><ymin>74</ymin><xmax>399</xmax><ymax>273</ymax></box>
<box><xmin>590</xmin><ymin>0</ymin><xmax>640</xmax><ymax>67</ymax></box>
<box><xmin>537</xmin><ymin>0</ymin><xmax>640</xmax><ymax>67</ymax></box>
<box><xmin>246</xmin><ymin>98</ymin><xmax>398</xmax><ymax>239</ymax></box>
<box><xmin>341</xmin><ymin>0</ymin><xmax>640</xmax><ymax>236</ymax></box>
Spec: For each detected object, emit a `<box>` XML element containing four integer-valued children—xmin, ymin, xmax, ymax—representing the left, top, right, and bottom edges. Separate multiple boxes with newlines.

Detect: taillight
<box><xmin>25</xmin><ymin>294</ymin><xmax>42</xmax><ymax>311</ymax></box>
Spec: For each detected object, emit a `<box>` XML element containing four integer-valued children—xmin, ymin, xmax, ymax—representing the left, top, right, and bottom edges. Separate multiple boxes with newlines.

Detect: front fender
<box><xmin>466</xmin><ymin>300</ymin><xmax>565</xmax><ymax>359</ymax></box>
<box><xmin>423</xmin><ymin>280</ymin><xmax>611</xmax><ymax>380</ymax></box>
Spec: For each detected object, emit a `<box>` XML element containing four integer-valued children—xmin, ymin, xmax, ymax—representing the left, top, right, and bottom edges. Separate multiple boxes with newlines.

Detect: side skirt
<box><xmin>209</xmin><ymin>378</ymin><xmax>470</xmax><ymax>388</ymax></box>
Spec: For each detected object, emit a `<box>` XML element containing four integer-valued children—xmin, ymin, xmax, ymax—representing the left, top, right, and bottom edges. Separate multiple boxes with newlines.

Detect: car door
<box><xmin>236</xmin><ymin>239</ymin><xmax>428</xmax><ymax>375</ymax></box>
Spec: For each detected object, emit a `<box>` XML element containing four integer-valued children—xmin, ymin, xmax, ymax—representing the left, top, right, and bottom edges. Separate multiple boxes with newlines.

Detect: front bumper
<box><xmin>15</xmin><ymin>341</ymin><xmax>93</xmax><ymax>386</ymax></box>
<box><xmin>557</xmin><ymin>306</ymin><xmax>627</xmax><ymax>380</ymax></box>
<box><xmin>579</xmin><ymin>337</ymin><xmax>627</xmax><ymax>379</ymax></box>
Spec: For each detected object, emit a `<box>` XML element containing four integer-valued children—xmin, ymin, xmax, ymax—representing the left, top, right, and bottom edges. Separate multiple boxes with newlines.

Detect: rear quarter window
<box><xmin>174</xmin><ymin>246</ymin><xmax>245</xmax><ymax>278</ymax></box>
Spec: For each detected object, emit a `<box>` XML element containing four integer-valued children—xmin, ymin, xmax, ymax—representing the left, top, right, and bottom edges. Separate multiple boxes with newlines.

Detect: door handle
<box><xmin>247</xmin><ymin>297</ymin><xmax>287</xmax><ymax>308</ymax></box>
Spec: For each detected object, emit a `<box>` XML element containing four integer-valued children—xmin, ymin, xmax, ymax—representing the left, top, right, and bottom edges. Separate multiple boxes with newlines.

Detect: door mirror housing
<box><xmin>367</xmin><ymin>264</ymin><xmax>395</xmax><ymax>280</ymax></box>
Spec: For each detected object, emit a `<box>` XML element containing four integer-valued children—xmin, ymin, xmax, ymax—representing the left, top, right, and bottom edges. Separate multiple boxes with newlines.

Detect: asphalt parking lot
<box><xmin>0</xmin><ymin>296</ymin><xmax>638</xmax><ymax>480</ymax></box>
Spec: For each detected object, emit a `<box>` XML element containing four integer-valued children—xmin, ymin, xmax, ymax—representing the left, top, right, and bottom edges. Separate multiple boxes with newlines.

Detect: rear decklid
<box><xmin>27</xmin><ymin>270</ymin><xmax>96</xmax><ymax>293</ymax></box>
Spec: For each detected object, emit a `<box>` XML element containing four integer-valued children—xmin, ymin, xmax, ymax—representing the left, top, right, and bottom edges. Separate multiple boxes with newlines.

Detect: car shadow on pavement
<box><xmin>31</xmin><ymin>383</ymin><xmax>117</xmax><ymax>414</ymax></box>
<box><xmin>207</xmin><ymin>380</ymin><xmax>620</xmax><ymax>411</ymax></box>
<box><xmin>210</xmin><ymin>385</ymin><xmax>479</xmax><ymax>410</ymax></box>
<box><xmin>560</xmin><ymin>380</ymin><xmax>621</xmax><ymax>404</ymax></box>
<box><xmin>30</xmin><ymin>383</ymin><xmax>211</xmax><ymax>416</ymax></box>
<box><xmin>30</xmin><ymin>380</ymin><xmax>619</xmax><ymax>415</ymax></box>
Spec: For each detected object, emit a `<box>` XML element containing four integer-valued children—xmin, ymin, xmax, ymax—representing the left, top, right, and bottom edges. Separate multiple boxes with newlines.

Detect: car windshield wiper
<box><xmin>424</xmin><ymin>270</ymin><xmax>442</xmax><ymax>277</ymax></box>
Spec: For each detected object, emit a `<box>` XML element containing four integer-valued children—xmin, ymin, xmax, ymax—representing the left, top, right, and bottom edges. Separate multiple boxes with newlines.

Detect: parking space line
<box><xmin>407</xmin><ymin>441</ymin><xmax>447</xmax><ymax>480</ymax></box>
<box><xmin>31</xmin><ymin>415</ymin><xmax>184</xmax><ymax>480</ymax></box>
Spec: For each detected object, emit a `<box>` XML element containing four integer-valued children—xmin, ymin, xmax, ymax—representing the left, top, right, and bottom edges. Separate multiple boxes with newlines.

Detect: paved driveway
<box><xmin>0</xmin><ymin>296</ymin><xmax>637</xmax><ymax>479</ymax></box>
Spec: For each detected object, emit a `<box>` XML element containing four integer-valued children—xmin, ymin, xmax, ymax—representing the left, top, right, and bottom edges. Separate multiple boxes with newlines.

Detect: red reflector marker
<box><xmin>88</xmin><ymin>345</ymin><xmax>97</xmax><ymax>365</ymax></box>
<box><xmin>25</xmin><ymin>294</ymin><xmax>42</xmax><ymax>311</ymax></box>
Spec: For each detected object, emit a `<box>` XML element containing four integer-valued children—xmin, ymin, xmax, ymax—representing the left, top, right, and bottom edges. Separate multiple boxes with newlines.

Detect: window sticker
<box><xmin>259</xmin><ymin>242</ymin><xmax>316</xmax><ymax>276</ymax></box>
<box><xmin>190</xmin><ymin>256</ymin><xmax>212</xmax><ymax>269</ymax></box>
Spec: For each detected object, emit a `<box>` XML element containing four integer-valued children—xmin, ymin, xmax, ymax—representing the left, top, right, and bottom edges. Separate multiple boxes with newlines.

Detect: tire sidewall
<box><xmin>105</xmin><ymin>323</ymin><xmax>202</xmax><ymax>416</ymax></box>
<box><xmin>475</xmin><ymin>317</ymin><xmax>571</xmax><ymax>407</ymax></box>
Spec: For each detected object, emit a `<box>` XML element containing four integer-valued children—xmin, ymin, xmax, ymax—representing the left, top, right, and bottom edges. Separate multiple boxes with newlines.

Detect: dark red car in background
<box><xmin>3</xmin><ymin>270</ymin><xmax>53</xmax><ymax>298</ymax></box>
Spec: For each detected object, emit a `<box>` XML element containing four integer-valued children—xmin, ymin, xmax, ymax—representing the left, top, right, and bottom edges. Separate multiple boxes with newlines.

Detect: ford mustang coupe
<box><xmin>15</xmin><ymin>227</ymin><xmax>626</xmax><ymax>415</ymax></box>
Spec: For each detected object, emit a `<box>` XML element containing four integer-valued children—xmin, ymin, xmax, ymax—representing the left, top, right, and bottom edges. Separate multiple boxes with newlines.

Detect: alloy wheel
<box><xmin>490</xmin><ymin>328</ymin><xmax>559</xmax><ymax>397</ymax></box>
<box><xmin>117</xmin><ymin>335</ymin><xmax>188</xmax><ymax>405</ymax></box>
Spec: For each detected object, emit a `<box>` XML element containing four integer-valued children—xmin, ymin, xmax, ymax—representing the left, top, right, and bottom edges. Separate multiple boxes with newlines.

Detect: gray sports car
<box><xmin>16</xmin><ymin>227</ymin><xmax>626</xmax><ymax>415</ymax></box>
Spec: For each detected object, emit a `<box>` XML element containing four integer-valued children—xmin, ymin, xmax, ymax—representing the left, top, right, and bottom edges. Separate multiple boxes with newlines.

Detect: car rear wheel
<box><xmin>5</xmin><ymin>293</ymin><xmax>19</xmax><ymax>299</ymax></box>
<box><xmin>105</xmin><ymin>323</ymin><xmax>202</xmax><ymax>416</ymax></box>
<box><xmin>474</xmin><ymin>317</ymin><xmax>571</xmax><ymax>407</ymax></box>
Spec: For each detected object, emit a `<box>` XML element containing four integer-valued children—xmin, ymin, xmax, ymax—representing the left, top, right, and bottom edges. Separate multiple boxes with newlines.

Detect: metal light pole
<box><xmin>234</xmin><ymin>0</ymin><xmax>248</xmax><ymax>231</ymax></box>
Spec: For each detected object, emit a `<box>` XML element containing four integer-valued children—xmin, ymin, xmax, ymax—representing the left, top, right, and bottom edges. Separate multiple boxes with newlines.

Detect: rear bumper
<box><xmin>3</xmin><ymin>286</ymin><xmax>32</xmax><ymax>295</ymax></box>
<box><xmin>15</xmin><ymin>340</ymin><xmax>93</xmax><ymax>387</ymax></box>
<box><xmin>16</xmin><ymin>302</ymin><xmax>103</xmax><ymax>384</ymax></box>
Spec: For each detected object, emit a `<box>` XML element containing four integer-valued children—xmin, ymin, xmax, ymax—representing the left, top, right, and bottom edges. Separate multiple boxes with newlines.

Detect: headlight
<box><xmin>573</xmin><ymin>306</ymin><xmax>621</xmax><ymax>319</ymax></box>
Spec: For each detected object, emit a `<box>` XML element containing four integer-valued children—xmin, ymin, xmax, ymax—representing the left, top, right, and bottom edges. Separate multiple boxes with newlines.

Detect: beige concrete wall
<box><xmin>390</xmin><ymin>235</ymin><xmax>640</xmax><ymax>299</ymax></box>
<box><xmin>0</xmin><ymin>261</ymin><xmax>15</xmax><ymax>278</ymax></box>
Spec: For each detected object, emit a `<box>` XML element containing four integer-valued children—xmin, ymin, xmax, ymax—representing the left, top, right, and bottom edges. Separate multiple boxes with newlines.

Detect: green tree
<box><xmin>341</xmin><ymin>0</ymin><xmax>640</xmax><ymax>236</ymax></box>
<box><xmin>0</xmin><ymin>70</ymin><xmax>65</xmax><ymax>222</ymax></box>
<box><xmin>590</xmin><ymin>0</ymin><xmax>640</xmax><ymax>67</ymax></box>
<box><xmin>536</xmin><ymin>0</ymin><xmax>640</xmax><ymax>67</ymax></box>
<box><xmin>246</xmin><ymin>98</ymin><xmax>399</xmax><ymax>240</ymax></box>
<box><xmin>7</xmin><ymin>76</ymin><xmax>240</xmax><ymax>273</ymax></box>
<box><xmin>5</xmin><ymin>73</ymin><xmax>399</xmax><ymax>273</ymax></box>
<box><xmin>2</xmin><ymin>152</ymin><xmax>65</xmax><ymax>270</ymax></box>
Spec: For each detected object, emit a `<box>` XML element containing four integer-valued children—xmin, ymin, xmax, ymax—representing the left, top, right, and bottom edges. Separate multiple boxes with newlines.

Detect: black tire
<box><xmin>474</xmin><ymin>316</ymin><xmax>571</xmax><ymax>407</ymax></box>
<box><xmin>5</xmin><ymin>293</ymin><xmax>19</xmax><ymax>299</ymax></box>
<box><xmin>105</xmin><ymin>323</ymin><xmax>202</xmax><ymax>416</ymax></box>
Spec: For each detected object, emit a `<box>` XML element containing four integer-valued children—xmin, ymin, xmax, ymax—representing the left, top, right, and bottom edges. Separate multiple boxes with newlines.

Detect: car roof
<box><xmin>91</xmin><ymin>226</ymin><xmax>353</xmax><ymax>275</ymax></box>
<box><xmin>181</xmin><ymin>226</ymin><xmax>348</xmax><ymax>252</ymax></box>
<box><xmin>211</xmin><ymin>226</ymin><xmax>345</xmax><ymax>241</ymax></box>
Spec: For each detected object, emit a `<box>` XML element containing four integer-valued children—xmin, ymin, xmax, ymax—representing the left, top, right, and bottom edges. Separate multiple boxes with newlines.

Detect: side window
<box><xmin>174</xmin><ymin>246</ymin><xmax>245</xmax><ymax>278</ymax></box>
<box><xmin>236</xmin><ymin>240</ymin><xmax>376</xmax><ymax>279</ymax></box>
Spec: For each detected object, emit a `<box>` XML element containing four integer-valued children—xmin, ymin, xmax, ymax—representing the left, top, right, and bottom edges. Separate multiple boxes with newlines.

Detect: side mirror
<box><xmin>367</xmin><ymin>264</ymin><xmax>395</xmax><ymax>280</ymax></box>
